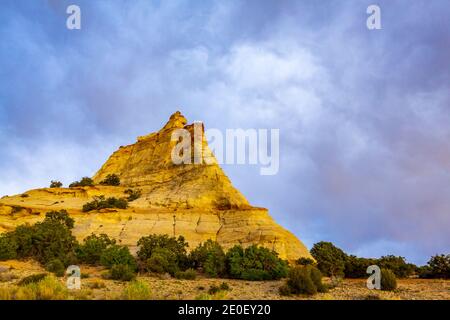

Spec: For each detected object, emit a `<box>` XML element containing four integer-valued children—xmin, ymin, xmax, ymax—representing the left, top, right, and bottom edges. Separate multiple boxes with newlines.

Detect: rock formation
<box><xmin>0</xmin><ymin>112</ymin><xmax>312</xmax><ymax>261</ymax></box>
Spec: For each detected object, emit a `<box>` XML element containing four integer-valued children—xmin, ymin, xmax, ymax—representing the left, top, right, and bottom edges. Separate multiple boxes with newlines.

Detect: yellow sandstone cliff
<box><xmin>0</xmin><ymin>112</ymin><xmax>312</xmax><ymax>261</ymax></box>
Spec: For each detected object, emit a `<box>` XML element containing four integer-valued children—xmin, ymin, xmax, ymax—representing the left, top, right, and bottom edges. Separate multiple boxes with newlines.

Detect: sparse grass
<box><xmin>363</xmin><ymin>293</ymin><xmax>382</xmax><ymax>300</ymax></box>
<box><xmin>0</xmin><ymin>272</ymin><xmax>18</xmax><ymax>282</ymax></box>
<box><xmin>175</xmin><ymin>268</ymin><xmax>196</xmax><ymax>280</ymax></box>
<box><xmin>121</xmin><ymin>280</ymin><xmax>152</xmax><ymax>300</ymax></box>
<box><xmin>87</xmin><ymin>279</ymin><xmax>106</xmax><ymax>289</ymax></box>
<box><xmin>18</xmin><ymin>273</ymin><xmax>48</xmax><ymax>286</ymax></box>
<box><xmin>2</xmin><ymin>275</ymin><xmax>68</xmax><ymax>300</ymax></box>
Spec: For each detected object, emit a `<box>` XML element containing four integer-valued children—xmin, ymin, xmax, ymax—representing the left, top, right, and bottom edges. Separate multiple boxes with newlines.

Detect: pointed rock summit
<box><xmin>93</xmin><ymin>111</ymin><xmax>249</xmax><ymax>210</ymax></box>
<box><xmin>0</xmin><ymin>112</ymin><xmax>311</xmax><ymax>260</ymax></box>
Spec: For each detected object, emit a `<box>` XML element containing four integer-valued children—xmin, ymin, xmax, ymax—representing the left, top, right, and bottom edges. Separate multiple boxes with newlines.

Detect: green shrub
<box><xmin>219</xmin><ymin>282</ymin><xmax>230</xmax><ymax>291</ymax></box>
<box><xmin>282</xmin><ymin>265</ymin><xmax>317</xmax><ymax>295</ymax></box>
<box><xmin>296</xmin><ymin>257</ymin><xmax>315</xmax><ymax>266</ymax></box>
<box><xmin>310</xmin><ymin>241</ymin><xmax>347</xmax><ymax>277</ymax></box>
<box><xmin>82</xmin><ymin>196</ymin><xmax>128</xmax><ymax>212</ymax></box>
<box><xmin>6</xmin><ymin>211</ymin><xmax>78</xmax><ymax>266</ymax></box>
<box><xmin>100</xmin><ymin>174</ymin><xmax>121</xmax><ymax>186</ymax></box>
<box><xmin>226</xmin><ymin>245</ymin><xmax>288</xmax><ymax>281</ymax></box>
<box><xmin>190</xmin><ymin>240</ymin><xmax>226</xmax><ymax>277</ymax></box>
<box><xmin>419</xmin><ymin>254</ymin><xmax>450</xmax><ymax>279</ymax></box>
<box><xmin>378</xmin><ymin>255</ymin><xmax>416</xmax><ymax>278</ymax></box>
<box><xmin>45</xmin><ymin>210</ymin><xmax>74</xmax><ymax>229</ymax></box>
<box><xmin>110</xmin><ymin>264</ymin><xmax>136</xmax><ymax>281</ymax></box>
<box><xmin>380</xmin><ymin>269</ymin><xmax>397</xmax><ymax>291</ymax></box>
<box><xmin>124</xmin><ymin>189</ymin><xmax>142</xmax><ymax>202</ymax></box>
<box><xmin>50</xmin><ymin>181</ymin><xmax>63</xmax><ymax>188</ymax></box>
<box><xmin>76</xmin><ymin>233</ymin><xmax>116</xmax><ymax>265</ymax></box>
<box><xmin>344</xmin><ymin>255</ymin><xmax>377</xmax><ymax>278</ymax></box>
<box><xmin>100</xmin><ymin>245</ymin><xmax>137</xmax><ymax>271</ymax></box>
<box><xmin>69</xmin><ymin>177</ymin><xmax>94</xmax><ymax>188</ymax></box>
<box><xmin>0</xmin><ymin>234</ymin><xmax>18</xmax><ymax>260</ymax></box>
<box><xmin>309</xmin><ymin>265</ymin><xmax>327</xmax><ymax>293</ymax></box>
<box><xmin>208</xmin><ymin>284</ymin><xmax>221</xmax><ymax>295</ymax></box>
<box><xmin>175</xmin><ymin>268</ymin><xmax>197</xmax><ymax>280</ymax></box>
<box><xmin>45</xmin><ymin>259</ymin><xmax>65</xmax><ymax>277</ymax></box>
<box><xmin>137</xmin><ymin>234</ymin><xmax>189</xmax><ymax>272</ymax></box>
<box><xmin>144</xmin><ymin>248</ymin><xmax>179</xmax><ymax>275</ymax></box>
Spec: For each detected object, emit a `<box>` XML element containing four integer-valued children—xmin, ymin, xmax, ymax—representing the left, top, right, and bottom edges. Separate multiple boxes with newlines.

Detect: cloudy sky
<box><xmin>1</xmin><ymin>0</ymin><xmax>449</xmax><ymax>264</ymax></box>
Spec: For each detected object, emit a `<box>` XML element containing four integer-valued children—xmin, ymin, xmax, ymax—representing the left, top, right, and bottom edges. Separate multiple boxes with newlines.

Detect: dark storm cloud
<box><xmin>0</xmin><ymin>0</ymin><xmax>449</xmax><ymax>264</ymax></box>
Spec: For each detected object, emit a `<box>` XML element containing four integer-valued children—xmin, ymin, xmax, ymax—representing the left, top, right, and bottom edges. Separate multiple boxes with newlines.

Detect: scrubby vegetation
<box><xmin>310</xmin><ymin>241</ymin><xmax>346</xmax><ymax>278</ymax></box>
<box><xmin>76</xmin><ymin>233</ymin><xmax>116</xmax><ymax>265</ymax></box>
<box><xmin>344</xmin><ymin>255</ymin><xmax>377</xmax><ymax>278</ymax></box>
<box><xmin>110</xmin><ymin>264</ymin><xmax>136</xmax><ymax>281</ymax></box>
<box><xmin>45</xmin><ymin>259</ymin><xmax>65</xmax><ymax>277</ymax></box>
<box><xmin>311</xmin><ymin>241</ymin><xmax>418</xmax><ymax>279</ymax></box>
<box><xmin>380</xmin><ymin>268</ymin><xmax>397</xmax><ymax>291</ymax></box>
<box><xmin>279</xmin><ymin>265</ymin><xmax>327</xmax><ymax>296</ymax></box>
<box><xmin>189</xmin><ymin>239</ymin><xmax>226</xmax><ymax>277</ymax></box>
<box><xmin>296</xmin><ymin>257</ymin><xmax>315</xmax><ymax>266</ymax></box>
<box><xmin>2</xmin><ymin>275</ymin><xmax>69</xmax><ymax>300</ymax></box>
<box><xmin>137</xmin><ymin>234</ymin><xmax>189</xmax><ymax>276</ymax></box>
<box><xmin>82</xmin><ymin>196</ymin><xmax>128</xmax><ymax>212</ymax></box>
<box><xmin>100</xmin><ymin>174</ymin><xmax>121</xmax><ymax>186</ymax></box>
<box><xmin>226</xmin><ymin>245</ymin><xmax>288</xmax><ymax>281</ymax></box>
<box><xmin>0</xmin><ymin>210</ymin><xmax>77</xmax><ymax>270</ymax></box>
<box><xmin>100</xmin><ymin>244</ymin><xmax>137</xmax><ymax>271</ymax></box>
<box><xmin>69</xmin><ymin>177</ymin><xmax>94</xmax><ymax>188</ymax></box>
<box><xmin>175</xmin><ymin>268</ymin><xmax>197</xmax><ymax>280</ymax></box>
<box><xmin>122</xmin><ymin>280</ymin><xmax>152</xmax><ymax>300</ymax></box>
<box><xmin>419</xmin><ymin>254</ymin><xmax>450</xmax><ymax>279</ymax></box>
<box><xmin>49</xmin><ymin>181</ymin><xmax>63</xmax><ymax>188</ymax></box>
<box><xmin>124</xmin><ymin>189</ymin><xmax>142</xmax><ymax>202</ymax></box>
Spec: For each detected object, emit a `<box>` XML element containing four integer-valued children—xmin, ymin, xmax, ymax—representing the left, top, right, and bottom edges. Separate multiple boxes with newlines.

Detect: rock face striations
<box><xmin>0</xmin><ymin>112</ymin><xmax>312</xmax><ymax>261</ymax></box>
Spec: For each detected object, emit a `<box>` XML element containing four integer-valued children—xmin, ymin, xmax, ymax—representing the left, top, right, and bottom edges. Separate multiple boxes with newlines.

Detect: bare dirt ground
<box><xmin>1</xmin><ymin>260</ymin><xmax>449</xmax><ymax>300</ymax></box>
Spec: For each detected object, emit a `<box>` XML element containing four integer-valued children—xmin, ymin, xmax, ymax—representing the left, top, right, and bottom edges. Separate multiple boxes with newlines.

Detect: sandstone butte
<box><xmin>0</xmin><ymin>112</ymin><xmax>312</xmax><ymax>261</ymax></box>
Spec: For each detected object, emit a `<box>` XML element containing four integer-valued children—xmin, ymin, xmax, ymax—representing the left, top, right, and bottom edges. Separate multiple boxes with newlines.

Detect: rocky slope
<box><xmin>0</xmin><ymin>112</ymin><xmax>312</xmax><ymax>261</ymax></box>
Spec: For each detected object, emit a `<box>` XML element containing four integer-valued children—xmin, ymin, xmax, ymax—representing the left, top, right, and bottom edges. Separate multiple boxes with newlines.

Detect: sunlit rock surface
<box><xmin>0</xmin><ymin>112</ymin><xmax>312</xmax><ymax>261</ymax></box>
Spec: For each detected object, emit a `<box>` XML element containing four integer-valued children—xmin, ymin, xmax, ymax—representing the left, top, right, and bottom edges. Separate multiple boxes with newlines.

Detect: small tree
<box><xmin>0</xmin><ymin>234</ymin><xmax>18</xmax><ymax>260</ymax></box>
<box><xmin>280</xmin><ymin>265</ymin><xmax>326</xmax><ymax>296</ymax></box>
<box><xmin>45</xmin><ymin>210</ymin><xmax>74</xmax><ymax>229</ymax></box>
<box><xmin>100</xmin><ymin>245</ymin><xmax>137</xmax><ymax>271</ymax></box>
<box><xmin>137</xmin><ymin>234</ymin><xmax>189</xmax><ymax>272</ymax></box>
<box><xmin>76</xmin><ymin>233</ymin><xmax>116</xmax><ymax>265</ymax></box>
<box><xmin>69</xmin><ymin>177</ymin><xmax>94</xmax><ymax>188</ymax></box>
<box><xmin>310</xmin><ymin>241</ymin><xmax>347</xmax><ymax>278</ymax></box>
<box><xmin>344</xmin><ymin>255</ymin><xmax>377</xmax><ymax>278</ymax></box>
<box><xmin>82</xmin><ymin>196</ymin><xmax>128</xmax><ymax>212</ymax></box>
<box><xmin>50</xmin><ymin>181</ymin><xmax>63</xmax><ymax>188</ymax></box>
<box><xmin>378</xmin><ymin>255</ymin><xmax>416</xmax><ymax>278</ymax></box>
<box><xmin>100</xmin><ymin>174</ymin><xmax>121</xmax><ymax>186</ymax></box>
<box><xmin>190</xmin><ymin>240</ymin><xmax>226</xmax><ymax>277</ymax></box>
<box><xmin>420</xmin><ymin>254</ymin><xmax>450</xmax><ymax>279</ymax></box>
<box><xmin>226</xmin><ymin>245</ymin><xmax>288</xmax><ymax>281</ymax></box>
